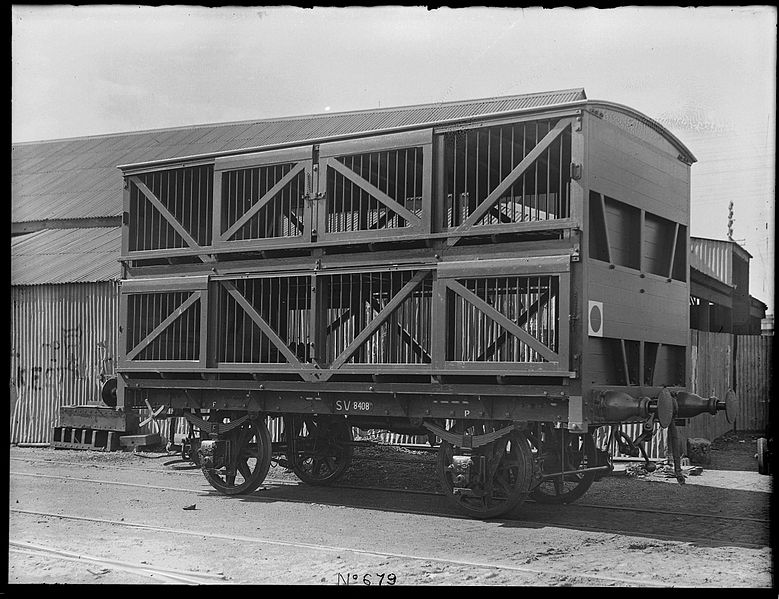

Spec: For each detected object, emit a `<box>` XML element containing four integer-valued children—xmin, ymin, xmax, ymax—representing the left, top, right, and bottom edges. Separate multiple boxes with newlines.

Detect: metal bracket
<box><xmin>567</xmin><ymin>395</ymin><xmax>584</xmax><ymax>432</ymax></box>
<box><xmin>182</xmin><ymin>412</ymin><xmax>250</xmax><ymax>436</ymax></box>
<box><xmin>423</xmin><ymin>421</ymin><xmax>519</xmax><ymax>450</ymax></box>
<box><xmin>140</xmin><ymin>398</ymin><xmax>166</xmax><ymax>428</ymax></box>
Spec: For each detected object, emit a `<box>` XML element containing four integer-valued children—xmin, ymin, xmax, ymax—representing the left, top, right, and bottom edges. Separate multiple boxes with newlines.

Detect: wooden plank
<box><xmin>211</xmin><ymin>169</ymin><xmax>223</xmax><ymax>246</ymax></box>
<box><xmin>447</xmin><ymin>117</ymin><xmax>574</xmax><ymax>246</ymax></box>
<box><xmin>310</xmin><ymin>273</ymin><xmax>328</xmax><ymax>365</ymax></box>
<box><xmin>121</xmin><ymin>178</ymin><xmax>130</xmax><ymax>257</ymax></box>
<box><xmin>327</xmin><ymin>158</ymin><xmax>421</xmax><ymax>225</ymax></box>
<box><xmin>638</xmin><ymin>209</ymin><xmax>645</xmax><ymax>272</ymax></box>
<box><xmin>220</xmin><ymin>161</ymin><xmax>306</xmax><ymax>241</ymax></box>
<box><xmin>437</xmin><ymin>254</ymin><xmax>570</xmax><ymax>279</ymax></box>
<box><xmin>434</xmin><ymin>134</ymin><xmax>447</xmax><ymax>232</ymax></box>
<box><xmin>434</xmin><ymin>108</ymin><xmax>580</xmax><ymax>134</ymax></box>
<box><xmin>569</xmin><ymin>112</ymin><xmax>586</xmax><ymax>225</ymax></box>
<box><xmin>446</xmin><ymin>279</ymin><xmax>558</xmax><ymax>363</ymax></box>
<box><xmin>667</xmin><ymin>222</ymin><xmax>680</xmax><ymax>279</ymax></box>
<box><xmin>557</xmin><ymin>272</ymin><xmax>571</xmax><ymax>371</ymax></box>
<box><xmin>318</xmin><ymin>129</ymin><xmax>432</xmax><ymax>158</ymax></box>
<box><xmin>59</xmin><ymin>406</ymin><xmax>138</xmax><ymax>432</ymax></box>
<box><xmin>214</xmin><ymin>146</ymin><xmax>311</xmax><ymax>172</ymax></box>
<box><xmin>430</xmin><ymin>276</ymin><xmax>448</xmax><ymax>369</ymax></box>
<box><xmin>199</xmin><ymin>285</ymin><xmax>210</xmax><ymax>368</ymax></box>
<box><xmin>440</xmin><ymin>361</ymin><xmax>571</xmax><ymax>375</ymax></box>
<box><xmin>420</xmin><ymin>142</ymin><xmax>433</xmax><ymax>234</ymax></box>
<box><xmin>620</xmin><ymin>339</ymin><xmax>631</xmax><ymax>385</ymax></box>
<box><xmin>120</xmin><ymin>433</ymin><xmax>162</xmax><ymax>447</ymax></box>
<box><xmin>649</xmin><ymin>343</ymin><xmax>661</xmax><ymax>386</ymax></box>
<box><xmin>121</xmin><ymin>275</ymin><xmax>209</xmax><ymax>294</ymax></box>
<box><xmin>125</xmin><ymin>292</ymin><xmax>201</xmax><ymax>361</ymax></box>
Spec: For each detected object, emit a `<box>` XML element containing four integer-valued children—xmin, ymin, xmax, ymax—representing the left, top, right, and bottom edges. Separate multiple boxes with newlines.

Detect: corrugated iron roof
<box><xmin>12</xmin><ymin>88</ymin><xmax>586</xmax><ymax>223</ymax></box>
<box><xmin>11</xmin><ymin>227</ymin><xmax>121</xmax><ymax>285</ymax></box>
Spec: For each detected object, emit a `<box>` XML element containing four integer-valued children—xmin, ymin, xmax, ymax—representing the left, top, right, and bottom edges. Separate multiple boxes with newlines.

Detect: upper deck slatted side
<box><xmin>121</xmin><ymin>111</ymin><xmax>582</xmax><ymax>261</ymax></box>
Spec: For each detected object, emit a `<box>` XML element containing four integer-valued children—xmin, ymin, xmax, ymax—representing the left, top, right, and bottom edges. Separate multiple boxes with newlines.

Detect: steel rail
<box><xmin>10</xmin><ymin>508</ymin><xmax>672</xmax><ymax>587</ymax></box>
<box><xmin>9</xmin><ymin>458</ymin><xmax>770</xmax><ymax>525</ymax></box>
<box><xmin>9</xmin><ymin>540</ymin><xmax>223</xmax><ymax>584</ymax></box>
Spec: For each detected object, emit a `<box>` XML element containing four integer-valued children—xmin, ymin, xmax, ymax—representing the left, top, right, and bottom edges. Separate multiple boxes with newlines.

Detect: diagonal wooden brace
<box><xmin>125</xmin><ymin>291</ymin><xmax>201</xmax><ymax>361</ymax></box>
<box><xmin>446</xmin><ymin>117</ymin><xmax>573</xmax><ymax>247</ymax></box>
<box><xmin>130</xmin><ymin>176</ymin><xmax>214</xmax><ymax>263</ymax></box>
<box><xmin>220</xmin><ymin>280</ymin><xmax>317</xmax><ymax>382</ymax></box>
<box><xmin>220</xmin><ymin>161</ymin><xmax>306</xmax><ymax>241</ymax></box>
<box><xmin>321</xmin><ymin>271</ymin><xmax>431</xmax><ymax>376</ymax></box>
<box><xmin>327</xmin><ymin>158</ymin><xmax>422</xmax><ymax>225</ymax></box>
<box><xmin>447</xmin><ymin>279</ymin><xmax>558</xmax><ymax>362</ymax></box>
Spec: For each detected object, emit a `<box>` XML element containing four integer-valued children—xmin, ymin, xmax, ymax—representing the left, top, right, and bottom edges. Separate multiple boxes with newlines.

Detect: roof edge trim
<box><xmin>586</xmin><ymin>100</ymin><xmax>697</xmax><ymax>164</ymax></box>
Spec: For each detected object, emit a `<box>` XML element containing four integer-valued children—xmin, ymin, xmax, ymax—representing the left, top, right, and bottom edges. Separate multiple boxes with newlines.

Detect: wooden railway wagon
<box><xmin>113</xmin><ymin>96</ymin><xmax>735</xmax><ymax>518</ymax></box>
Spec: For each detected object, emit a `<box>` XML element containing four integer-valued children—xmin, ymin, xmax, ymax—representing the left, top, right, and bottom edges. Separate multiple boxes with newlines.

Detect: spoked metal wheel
<box><xmin>201</xmin><ymin>415</ymin><xmax>272</xmax><ymax>496</ymax></box>
<box><xmin>288</xmin><ymin>416</ymin><xmax>353</xmax><ymax>485</ymax></box>
<box><xmin>437</xmin><ymin>423</ymin><xmax>534</xmax><ymax>519</ymax></box>
<box><xmin>530</xmin><ymin>424</ymin><xmax>597</xmax><ymax>504</ymax></box>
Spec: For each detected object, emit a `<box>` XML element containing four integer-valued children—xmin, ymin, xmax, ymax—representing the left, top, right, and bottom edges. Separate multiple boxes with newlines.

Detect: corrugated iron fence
<box><xmin>11</xmin><ymin>282</ymin><xmax>119</xmax><ymax>444</ymax></box>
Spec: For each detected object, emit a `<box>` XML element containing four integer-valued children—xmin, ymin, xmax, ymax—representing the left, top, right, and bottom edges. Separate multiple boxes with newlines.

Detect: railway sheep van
<box><xmin>110</xmin><ymin>91</ymin><xmax>735</xmax><ymax>518</ymax></box>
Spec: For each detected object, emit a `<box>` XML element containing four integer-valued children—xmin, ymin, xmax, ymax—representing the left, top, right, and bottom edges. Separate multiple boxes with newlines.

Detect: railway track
<box><xmin>9</xmin><ymin>540</ymin><xmax>225</xmax><ymax>584</ymax></box>
<box><xmin>10</xmin><ymin>507</ymin><xmax>672</xmax><ymax>587</ymax></box>
<box><xmin>9</xmin><ymin>468</ymin><xmax>769</xmax><ymax>549</ymax></box>
<box><xmin>10</xmin><ymin>455</ymin><xmax>770</xmax><ymax>526</ymax></box>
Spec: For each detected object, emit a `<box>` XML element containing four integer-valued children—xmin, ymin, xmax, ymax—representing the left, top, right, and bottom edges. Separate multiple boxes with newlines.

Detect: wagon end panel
<box><xmin>581</xmin><ymin>107</ymin><xmax>692</xmax><ymax>413</ymax></box>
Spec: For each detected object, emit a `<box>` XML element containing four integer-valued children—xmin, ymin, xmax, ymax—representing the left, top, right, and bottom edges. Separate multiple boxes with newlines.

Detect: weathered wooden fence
<box><xmin>681</xmin><ymin>330</ymin><xmax>735</xmax><ymax>443</ymax></box>
<box><xmin>606</xmin><ymin>330</ymin><xmax>771</xmax><ymax>460</ymax></box>
<box><xmin>733</xmin><ymin>334</ymin><xmax>772</xmax><ymax>432</ymax></box>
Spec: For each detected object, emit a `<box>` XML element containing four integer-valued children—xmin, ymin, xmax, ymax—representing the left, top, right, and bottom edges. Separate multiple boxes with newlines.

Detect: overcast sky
<box><xmin>11</xmin><ymin>5</ymin><xmax>776</xmax><ymax>312</ymax></box>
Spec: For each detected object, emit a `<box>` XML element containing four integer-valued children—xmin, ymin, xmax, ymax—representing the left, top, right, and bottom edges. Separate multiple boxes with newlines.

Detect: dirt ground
<box><xmin>7</xmin><ymin>429</ymin><xmax>773</xmax><ymax>586</ymax></box>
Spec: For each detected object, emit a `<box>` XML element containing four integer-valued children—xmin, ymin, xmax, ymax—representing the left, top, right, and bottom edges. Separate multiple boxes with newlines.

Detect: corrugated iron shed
<box><xmin>12</xmin><ymin>88</ymin><xmax>586</xmax><ymax>223</ymax></box>
<box><xmin>11</xmin><ymin>280</ymin><xmax>119</xmax><ymax>444</ymax></box>
<box><xmin>11</xmin><ymin>227</ymin><xmax>121</xmax><ymax>285</ymax></box>
<box><xmin>690</xmin><ymin>237</ymin><xmax>752</xmax><ymax>287</ymax></box>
